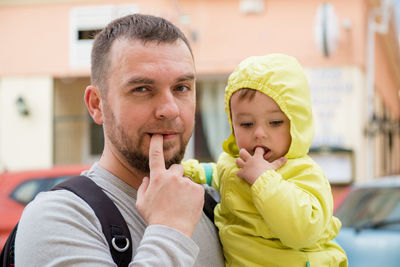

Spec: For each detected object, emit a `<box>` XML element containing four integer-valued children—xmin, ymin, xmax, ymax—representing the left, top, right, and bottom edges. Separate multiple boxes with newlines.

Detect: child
<box><xmin>183</xmin><ymin>54</ymin><xmax>348</xmax><ymax>266</ymax></box>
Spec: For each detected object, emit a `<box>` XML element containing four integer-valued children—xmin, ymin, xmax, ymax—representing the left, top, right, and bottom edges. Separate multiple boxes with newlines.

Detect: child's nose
<box><xmin>254</xmin><ymin>125</ymin><xmax>267</xmax><ymax>139</ymax></box>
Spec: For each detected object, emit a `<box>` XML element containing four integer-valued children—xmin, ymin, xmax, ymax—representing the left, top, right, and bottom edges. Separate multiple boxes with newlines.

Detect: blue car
<box><xmin>334</xmin><ymin>176</ymin><xmax>400</xmax><ymax>267</ymax></box>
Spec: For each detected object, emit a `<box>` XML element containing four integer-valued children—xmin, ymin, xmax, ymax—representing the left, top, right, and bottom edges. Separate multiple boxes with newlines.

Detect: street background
<box><xmin>0</xmin><ymin>0</ymin><xmax>399</xmax><ymax>187</ymax></box>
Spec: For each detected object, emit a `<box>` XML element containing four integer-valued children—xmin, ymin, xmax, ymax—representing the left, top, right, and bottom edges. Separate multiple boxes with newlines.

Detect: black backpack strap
<box><xmin>52</xmin><ymin>176</ymin><xmax>132</xmax><ymax>267</ymax></box>
<box><xmin>0</xmin><ymin>223</ymin><xmax>18</xmax><ymax>267</ymax></box>
<box><xmin>203</xmin><ymin>190</ymin><xmax>217</xmax><ymax>222</ymax></box>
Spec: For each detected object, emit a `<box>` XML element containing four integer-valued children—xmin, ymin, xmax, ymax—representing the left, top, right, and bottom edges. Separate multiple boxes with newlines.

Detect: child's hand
<box><xmin>236</xmin><ymin>147</ymin><xmax>287</xmax><ymax>185</ymax></box>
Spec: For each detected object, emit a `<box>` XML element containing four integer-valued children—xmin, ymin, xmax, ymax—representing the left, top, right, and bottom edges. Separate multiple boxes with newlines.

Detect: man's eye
<box><xmin>133</xmin><ymin>86</ymin><xmax>148</xmax><ymax>92</ymax></box>
<box><xmin>270</xmin><ymin>120</ymin><xmax>284</xmax><ymax>126</ymax></box>
<box><xmin>240</xmin><ymin>122</ymin><xmax>253</xmax><ymax>128</ymax></box>
<box><xmin>175</xmin><ymin>85</ymin><xmax>190</xmax><ymax>92</ymax></box>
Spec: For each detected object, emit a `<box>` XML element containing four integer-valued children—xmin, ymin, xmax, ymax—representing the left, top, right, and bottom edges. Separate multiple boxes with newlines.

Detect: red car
<box><xmin>0</xmin><ymin>165</ymin><xmax>90</xmax><ymax>247</ymax></box>
<box><xmin>331</xmin><ymin>184</ymin><xmax>352</xmax><ymax>212</ymax></box>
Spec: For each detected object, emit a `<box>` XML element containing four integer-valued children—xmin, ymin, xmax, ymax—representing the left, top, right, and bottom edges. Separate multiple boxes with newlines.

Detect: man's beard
<box><xmin>103</xmin><ymin>106</ymin><xmax>189</xmax><ymax>174</ymax></box>
<box><xmin>117</xmin><ymin>131</ymin><xmax>187</xmax><ymax>173</ymax></box>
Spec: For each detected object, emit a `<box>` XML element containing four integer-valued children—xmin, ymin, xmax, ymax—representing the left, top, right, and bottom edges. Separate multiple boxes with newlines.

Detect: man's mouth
<box><xmin>148</xmin><ymin>132</ymin><xmax>178</xmax><ymax>139</ymax></box>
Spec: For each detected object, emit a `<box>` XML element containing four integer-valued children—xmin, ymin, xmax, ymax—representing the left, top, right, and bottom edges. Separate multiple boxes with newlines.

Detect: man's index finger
<box><xmin>149</xmin><ymin>134</ymin><xmax>165</xmax><ymax>172</ymax></box>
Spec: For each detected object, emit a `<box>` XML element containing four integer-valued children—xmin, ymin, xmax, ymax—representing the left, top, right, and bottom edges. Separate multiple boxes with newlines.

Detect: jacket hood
<box><xmin>222</xmin><ymin>53</ymin><xmax>314</xmax><ymax>159</ymax></box>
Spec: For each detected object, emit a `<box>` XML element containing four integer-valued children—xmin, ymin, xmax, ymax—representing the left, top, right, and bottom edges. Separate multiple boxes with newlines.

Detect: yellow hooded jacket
<box><xmin>184</xmin><ymin>54</ymin><xmax>347</xmax><ymax>266</ymax></box>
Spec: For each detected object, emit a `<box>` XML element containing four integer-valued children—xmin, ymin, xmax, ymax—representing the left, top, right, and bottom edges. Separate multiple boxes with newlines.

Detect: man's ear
<box><xmin>84</xmin><ymin>85</ymin><xmax>104</xmax><ymax>125</ymax></box>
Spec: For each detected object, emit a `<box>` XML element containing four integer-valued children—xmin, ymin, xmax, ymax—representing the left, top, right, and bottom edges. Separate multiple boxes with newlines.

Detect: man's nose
<box><xmin>155</xmin><ymin>91</ymin><xmax>179</xmax><ymax>119</ymax></box>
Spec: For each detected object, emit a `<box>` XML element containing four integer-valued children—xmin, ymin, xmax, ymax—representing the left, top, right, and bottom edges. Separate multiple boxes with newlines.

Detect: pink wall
<box><xmin>376</xmin><ymin>33</ymin><xmax>400</xmax><ymax>119</ymax></box>
<box><xmin>0</xmin><ymin>0</ymin><xmax>397</xmax><ymax>91</ymax></box>
<box><xmin>176</xmin><ymin>0</ymin><xmax>369</xmax><ymax>74</ymax></box>
<box><xmin>0</xmin><ymin>0</ymin><xmax>175</xmax><ymax>76</ymax></box>
<box><xmin>0</xmin><ymin>4</ymin><xmax>70</xmax><ymax>76</ymax></box>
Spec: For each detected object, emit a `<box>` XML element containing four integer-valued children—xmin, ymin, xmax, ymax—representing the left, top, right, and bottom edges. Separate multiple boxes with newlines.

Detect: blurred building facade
<box><xmin>0</xmin><ymin>0</ymin><xmax>399</xmax><ymax>184</ymax></box>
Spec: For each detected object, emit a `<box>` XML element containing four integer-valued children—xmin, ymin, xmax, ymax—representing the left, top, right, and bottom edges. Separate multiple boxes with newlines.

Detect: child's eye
<box><xmin>270</xmin><ymin>120</ymin><xmax>284</xmax><ymax>126</ymax></box>
<box><xmin>240</xmin><ymin>122</ymin><xmax>253</xmax><ymax>128</ymax></box>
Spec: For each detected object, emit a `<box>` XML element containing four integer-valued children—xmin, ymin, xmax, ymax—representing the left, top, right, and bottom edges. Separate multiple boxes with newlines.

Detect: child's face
<box><xmin>230</xmin><ymin>90</ymin><xmax>291</xmax><ymax>162</ymax></box>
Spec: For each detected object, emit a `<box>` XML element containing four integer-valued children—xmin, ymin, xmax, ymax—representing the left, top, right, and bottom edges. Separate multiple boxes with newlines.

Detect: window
<box><xmin>10</xmin><ymin>177</ymin><xmax>71</xmax><ymax>205</ymax></box>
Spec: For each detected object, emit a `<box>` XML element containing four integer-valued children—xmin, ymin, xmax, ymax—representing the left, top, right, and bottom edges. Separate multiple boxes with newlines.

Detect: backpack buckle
<box><xmin>111</xmin><ymin>235</ymin><xmax>130</xmax><ymax>252</ymax></box>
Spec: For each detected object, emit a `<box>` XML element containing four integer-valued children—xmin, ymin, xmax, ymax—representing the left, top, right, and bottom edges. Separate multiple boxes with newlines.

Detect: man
<box><xmin>15</xmin><ymin>14</ymin><xmax>224</xmax><ymax>266</ymax></box>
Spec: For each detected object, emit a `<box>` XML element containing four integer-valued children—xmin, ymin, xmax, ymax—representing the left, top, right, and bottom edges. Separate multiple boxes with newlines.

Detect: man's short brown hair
<box><xmin>91</xmin><ymin>13</ymin><xmax>192</xmax><ymax>95</ymax></box>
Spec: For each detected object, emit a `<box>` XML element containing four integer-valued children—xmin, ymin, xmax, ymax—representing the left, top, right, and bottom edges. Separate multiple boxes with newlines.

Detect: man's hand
<box><xmin>236</xmin><ymin>147</ymin><xmax>287</xmax><ymax>185</ymax></box>
<box><xmin>136</xmin><ymin>134</ymin><xmax>205</xmax><ymax>237</ymax></box>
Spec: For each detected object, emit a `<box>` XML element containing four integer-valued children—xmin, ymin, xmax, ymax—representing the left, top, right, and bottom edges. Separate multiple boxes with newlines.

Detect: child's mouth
<box><xmin>263</xmin><ymin>149</ymin><xmax>272</xmax><ymax>160</ymax></box>
<box><xmin>254</xmin><ymin>146</ymin><xmax>271</xmax><ymax>159</ymax></box>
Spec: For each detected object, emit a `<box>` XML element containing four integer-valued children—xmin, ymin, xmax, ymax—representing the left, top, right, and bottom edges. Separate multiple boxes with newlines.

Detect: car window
<box><xmin>335</xmin><ymin>187</ymin><xmax>400</xmax><ymax>229</ymax></box>
<box><xmin>10</xmin><ymin>176</ymin><xmax>71</xmax><ymax>205</ymax></box>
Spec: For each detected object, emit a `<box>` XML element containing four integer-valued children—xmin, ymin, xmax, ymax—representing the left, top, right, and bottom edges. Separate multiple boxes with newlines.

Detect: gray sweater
<box><xmin>15</xmin><ymin>163</ymin><xmax>224</xmax><ymax>267</ymax></box>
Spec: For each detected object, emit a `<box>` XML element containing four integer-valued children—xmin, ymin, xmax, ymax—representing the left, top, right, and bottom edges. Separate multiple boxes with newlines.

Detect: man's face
<box><xmin>101</xmin><ymin>38</ymin><xmax>196</xmax><ymax>173</ymax></box>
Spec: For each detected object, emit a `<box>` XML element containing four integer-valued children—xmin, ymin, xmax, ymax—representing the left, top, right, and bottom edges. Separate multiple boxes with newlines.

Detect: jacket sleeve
<box><xmin>182</xmin><ymin>159</ymin><xmax>220</xmax><ymax>191</ymax></box>
<box><xmin>250</xmin><ymin>158</ymin><xmax>335</xmax><ymax>249</ymax></box>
